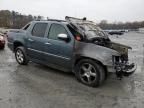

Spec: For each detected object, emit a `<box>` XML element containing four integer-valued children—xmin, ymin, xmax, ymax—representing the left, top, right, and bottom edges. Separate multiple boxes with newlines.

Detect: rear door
<box><xmin>27</xmin><ymin>22</ymin><xmax>48</xmax><ymax>61</ymax></box>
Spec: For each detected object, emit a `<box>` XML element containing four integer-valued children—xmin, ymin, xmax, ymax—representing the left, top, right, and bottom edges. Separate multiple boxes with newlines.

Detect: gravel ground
<box><xmin>0</xmin><ymin>32</ymin><xmax>144</xmax><ymax>108</ymax></box>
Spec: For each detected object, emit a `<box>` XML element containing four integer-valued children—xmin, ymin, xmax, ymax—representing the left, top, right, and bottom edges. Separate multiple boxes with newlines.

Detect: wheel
<box><xmin>15</xmin><ymin>46</ymin><xmax>29</xmax><ymax>65</ymax></box>
<box><xmin>75</xmin><ymin>59</ymin><xmax>106</xmax><ymax>87</ymax></box>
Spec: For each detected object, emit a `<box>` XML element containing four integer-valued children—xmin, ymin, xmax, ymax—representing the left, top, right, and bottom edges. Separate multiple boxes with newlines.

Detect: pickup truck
<box><xmin>7</xmin><ymin>16</ymin><xmax>136</xmax><ymax>87</ymax></box>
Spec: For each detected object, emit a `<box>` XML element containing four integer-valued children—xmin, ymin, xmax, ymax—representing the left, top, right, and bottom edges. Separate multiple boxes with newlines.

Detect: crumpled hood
<box><xmin>110</xmin><ymin>41</ymin><xmax>132</xmax><ymax>55</ymax></box>
<box><xmin>111</xmin><ymin>42</ymin><xmax>132</xmax><ymax>49</ymax></box>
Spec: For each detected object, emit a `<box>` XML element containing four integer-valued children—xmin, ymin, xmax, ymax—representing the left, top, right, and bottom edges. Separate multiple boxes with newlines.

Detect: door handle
<box><xmin>28</xmin><ymin>38</ymin><xmax>34</xmax><ymax>42</ymax></box>
<box><xmin>45</xmin><ymin>42</ymin><xmax>52</xmax><ymax>45</ymax></box>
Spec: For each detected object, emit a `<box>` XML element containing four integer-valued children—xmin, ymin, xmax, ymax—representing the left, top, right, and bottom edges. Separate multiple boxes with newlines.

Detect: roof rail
<box><xmin>35</xmin><ymin>19</ymin><xmax>66</xmax><ymax>22</ymax></box>
<box><xmin>47</xmin><ymin>19</ymin><xmax>66</xmax><ymax>22</ymax></box>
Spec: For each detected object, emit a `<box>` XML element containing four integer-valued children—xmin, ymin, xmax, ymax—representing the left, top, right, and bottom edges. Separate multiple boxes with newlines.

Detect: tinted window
<box><xmin>32</xmin><ymin>23</ymin><xmax>48</xmax><ymax>37</ymax></box>
<box><xmin>48</xmin><ymin>24</ymin><xmax>67</xmax><ymax>40</ymax></box>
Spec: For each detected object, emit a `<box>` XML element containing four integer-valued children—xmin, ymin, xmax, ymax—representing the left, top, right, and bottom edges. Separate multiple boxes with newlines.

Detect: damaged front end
<box><xmin>91</xmin><ymin>37</ymin><xmax>137</xmax><ymax>78</ymax></box>
<box><xmin>90</xmin><ymin>37</ymin><xmax>137</xmax><ymax>78</ymax></box>
<box><xmin>111</xmin><ymin>42</ymin><xmax>136</xmax><ymax>78</ymax></box>
<box><xmin>113</xmin><ymin>55</ymin><xmax>136</xmax><ymax>78</ymax></box>
<box><xmin>65</xmin><ymin>16</ymin><xmax>137</xmax><ymax>78</ymax></box>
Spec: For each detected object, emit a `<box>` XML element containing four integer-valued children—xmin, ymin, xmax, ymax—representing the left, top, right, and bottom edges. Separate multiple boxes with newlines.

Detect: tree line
<box><xmin>0</xmin><ymin>10</ymin><xmax>144</xmax><ymax>30</ymax></box>
<box><xmin>98</xmin><ymin>20</ymin><xmax>144</xmax><ymax>30</ymax></box>
<box><xmin>0</xmin><ymin>10</ymin><xmax>43</xmax><ymax>29</ymax></box>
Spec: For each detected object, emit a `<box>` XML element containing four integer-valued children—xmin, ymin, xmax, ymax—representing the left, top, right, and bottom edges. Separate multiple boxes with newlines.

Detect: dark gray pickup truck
<box><xmin>7</xmin><ymin>16</ymin><xmax>136</xmax><ymax>87</ymax></box>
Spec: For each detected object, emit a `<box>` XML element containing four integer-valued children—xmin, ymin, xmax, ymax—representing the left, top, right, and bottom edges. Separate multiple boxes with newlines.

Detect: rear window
<box><xmin>32</xmin><ymin>23</ymin><xmax>48</xmax><ymax>37</ymax></box>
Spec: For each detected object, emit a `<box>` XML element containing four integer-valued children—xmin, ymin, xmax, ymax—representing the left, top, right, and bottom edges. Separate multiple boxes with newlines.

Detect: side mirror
<box><xmin>58</xmin><ymin>34</ymin><xmax>70</xmax><ymax>42</ymax></box>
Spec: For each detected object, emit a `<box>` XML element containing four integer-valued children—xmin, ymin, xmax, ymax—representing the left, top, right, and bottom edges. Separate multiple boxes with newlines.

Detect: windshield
<box><xmin>65</xmin><ymin>16</ymin><xmax>108</xmax><ymax>40</ymax></box>
<box><xmin>78</xmin><ymin>23</ymin><xmax>107</xmax><ymax>39</ymax></box>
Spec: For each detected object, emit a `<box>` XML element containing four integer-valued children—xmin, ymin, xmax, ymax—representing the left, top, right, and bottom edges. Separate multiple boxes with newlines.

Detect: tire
<box><xmin>15</xmin><ymin>46</ymin><xmax>29</xmax><ymax>65</ymax></box>
<box><xmin>75</xmin><ymin>59</ymin><xmax>106</xmax><ymax>87</ymax></box>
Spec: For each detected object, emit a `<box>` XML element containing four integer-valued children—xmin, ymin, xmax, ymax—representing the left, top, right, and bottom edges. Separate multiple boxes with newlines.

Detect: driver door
<box><xmin>44</xmin><ymin>23</ymin><xmax>74</xmax><ymax>69</ymax></box>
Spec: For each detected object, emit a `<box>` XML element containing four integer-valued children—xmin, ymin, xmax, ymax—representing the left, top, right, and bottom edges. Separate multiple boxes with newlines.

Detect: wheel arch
<box><xmin>74</xmin><ymin>56</ymin><xmax>108</xmax><ymax>74</ymax></box>
<box><xmin>13</xmin><ymin>41</ymin><xmax>24</xmax><ymax>51</ymax></box>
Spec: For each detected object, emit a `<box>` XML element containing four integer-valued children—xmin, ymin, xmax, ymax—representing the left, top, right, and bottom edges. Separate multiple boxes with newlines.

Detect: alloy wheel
<box><xmin>79</xmin><ymin>63</ymin><xmax>97</xmax><ymax>84</ymax></box>
<box><xmin>16</xmin><ymin>49</ymin><xmax>24</xmax><ymax>63</ymax></box>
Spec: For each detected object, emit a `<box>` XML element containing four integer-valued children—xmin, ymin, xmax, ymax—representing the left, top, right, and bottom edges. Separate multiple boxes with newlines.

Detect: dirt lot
<box><xmin>0</xmin><ymin>32</ymin><xmax>144</xmax><ymax>108</ymax></box>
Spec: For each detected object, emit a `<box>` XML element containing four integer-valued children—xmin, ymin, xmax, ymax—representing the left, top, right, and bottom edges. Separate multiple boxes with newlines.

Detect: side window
<box><xmin>67</xmin><ymin>25</ymin><xmax>80</xmax><ymax>36</ymax></box>
<box><xmin>67</xmin><ymin>24</ymin><xmax>83</xmax><ymax>41</ymax></box>
<box><xmin>32</xmin><ymin>23</ymin><xmax>48</xmax><ymax>37</ymax></box>
<box><xmin>48</xmin><ymin>24</ymin><xmax>67</xmax><ymax>40</ymax></box>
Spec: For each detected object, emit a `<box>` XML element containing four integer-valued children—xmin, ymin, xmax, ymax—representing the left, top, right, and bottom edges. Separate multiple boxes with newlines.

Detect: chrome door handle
<box><xmin>28</xmin><ymin>38</ymin><xmax>34</xmax><ymax>42</ymax></box>
<box><xmin>45</xmin><ymin>42</ymin><xmax>51</xmax><ymax>45</ymax></box>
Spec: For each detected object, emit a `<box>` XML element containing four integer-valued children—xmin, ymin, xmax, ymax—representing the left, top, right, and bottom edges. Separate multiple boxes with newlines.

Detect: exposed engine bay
<box><xmin>89</xmin><ymin>37</ymin><xmax>130</xmax><ymax>58</ymax></box>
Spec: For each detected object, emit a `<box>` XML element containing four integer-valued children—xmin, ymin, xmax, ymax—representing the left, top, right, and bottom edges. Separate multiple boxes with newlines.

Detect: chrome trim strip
<box><xmin>27</xmin><ymin>48</ymin><xmax>70</xmax><ymax>60</ymax></box>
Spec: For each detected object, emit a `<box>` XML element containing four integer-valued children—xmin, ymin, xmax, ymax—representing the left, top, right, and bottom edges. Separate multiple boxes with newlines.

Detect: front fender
<box><xmin>74</xmin><ymin>41</ymin><xmax>120</xmax><ymax>66</ymax></box>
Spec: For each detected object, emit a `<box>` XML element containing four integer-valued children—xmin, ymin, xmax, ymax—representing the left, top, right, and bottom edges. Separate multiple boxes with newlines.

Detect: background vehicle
<box><xmin>104</xmin><ymin>30</ymin><xmax>124</xmax><ymax>35</ymax></box>
<box><xmin>108</xmin><ymin>31</ymin><xmax>124</xmax><ymax>35</ymax></box>
<box><xmin>7</xmin><ymin>17</ymin><xmax>136</xmax><ymax>87</ymax></box>
<box><xmin>0</xmin><ymin>33</ymin><xmax>5</xmax><ymax>49</ymax></box>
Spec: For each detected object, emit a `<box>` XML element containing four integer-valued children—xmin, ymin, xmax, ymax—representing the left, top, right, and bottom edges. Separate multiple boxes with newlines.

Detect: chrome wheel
<box><xmin>79</xmin><ymin>63</ymin><xmax>97</xmax><ymax>84</ymax></box>
<box><xmin>16</xmin><ymin>49</ymin><xmax>24</xmax><ymax>63</ymax></box>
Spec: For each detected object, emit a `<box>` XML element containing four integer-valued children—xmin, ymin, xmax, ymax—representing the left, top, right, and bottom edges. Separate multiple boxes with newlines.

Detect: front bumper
<box><xmin>122</xmin><ymin>63</ymin><xmax>137</xmax><ymax>76</ymax></box>
<box><xmin>115</xmin><ymin>62</ymin><xmax>137</xmax><ymax>78</ymax></box>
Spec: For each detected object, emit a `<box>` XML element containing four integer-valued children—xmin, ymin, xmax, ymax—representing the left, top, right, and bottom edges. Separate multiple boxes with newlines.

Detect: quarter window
<box><xmin>32</xmin><ymin>23</ymin><xmax>48</xmax><ymax>37</ymax></box>
<box><xmin>48</xmin><ymin>24</ymin><xmax>67</xmax><ymax>40</ymax></box>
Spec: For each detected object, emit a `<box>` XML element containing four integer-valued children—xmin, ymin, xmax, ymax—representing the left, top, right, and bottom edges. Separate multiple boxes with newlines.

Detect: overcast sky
<box><xmin>0</xmin><ymin>0</ymin><xmax>144</xmax><ymax>23</ymax></box>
